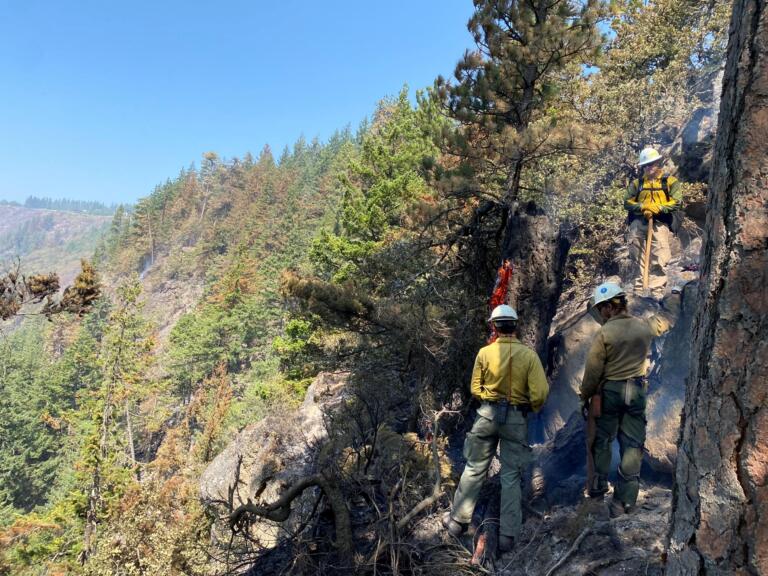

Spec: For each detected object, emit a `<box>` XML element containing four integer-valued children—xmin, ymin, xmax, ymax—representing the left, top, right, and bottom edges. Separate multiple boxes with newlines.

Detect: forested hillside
<box><xmin>0</xmin><ymin>205</ymin><xmax>110</xmax><ymax>284</ymax></box>
<box><xmin>1</xmin><ymin>0</ymin><xmax>754</xmax><ymax>575</ymax></box>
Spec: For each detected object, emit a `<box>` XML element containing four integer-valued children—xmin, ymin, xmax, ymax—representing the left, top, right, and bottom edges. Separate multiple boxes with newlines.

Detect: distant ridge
<box><xmin>0</xmin><ymin>196</ymin><xmax>119</xmax><ymax>215</ymax></box>
<box><xmin>0</xmin><ymin>204</ymin><xmax>110</xmax><ymax>284</ymax></box>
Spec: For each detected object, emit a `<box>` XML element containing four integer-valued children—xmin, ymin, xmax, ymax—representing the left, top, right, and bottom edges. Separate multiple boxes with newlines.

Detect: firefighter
<box><xmin>624</xmin><ymin>147</ymin><xmax>683</xmax><ymax>298</ymax></box>
<box><xmin>443</xmin><ymin>304</ymin><xmax>549</xmax><ymax>552</ymax></box>
<box><xmin>581</xmin><ymin>282</ymin><xmax>680</xmax><ymax>516</ymax></box>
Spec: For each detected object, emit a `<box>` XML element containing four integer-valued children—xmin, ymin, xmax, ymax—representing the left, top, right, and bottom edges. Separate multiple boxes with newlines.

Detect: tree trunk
<box><xmin>502</xmin><ymin>202</ymin><xmax>571</xmax><ymax>358</ymax></box>
<box><xmin>125</xmin><ymin>400</ymin><xmax>137</xmax><ymax>473</ymax></box>
<box><xmin>666</xmin><ymin>0</ymin><xmax>768</xmax><ymax>573</ymax></box>
<box><xmin>83</xmin><ymin>391</ymin><xmax>112</xmax><ymax>561</ymax></box>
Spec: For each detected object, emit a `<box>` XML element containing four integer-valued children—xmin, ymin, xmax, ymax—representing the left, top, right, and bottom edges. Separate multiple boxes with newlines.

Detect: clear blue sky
<box><xmin>0</xmin><ymin>1</ymin><xmax>475</xmax><ymax>204</ymax></box>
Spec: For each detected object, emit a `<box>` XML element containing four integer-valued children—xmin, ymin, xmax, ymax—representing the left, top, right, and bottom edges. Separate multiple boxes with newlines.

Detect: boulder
<box><xmin>200</xmin><ymin>372</ymin><xmax>348</xmax><ymax>547</ymax></box>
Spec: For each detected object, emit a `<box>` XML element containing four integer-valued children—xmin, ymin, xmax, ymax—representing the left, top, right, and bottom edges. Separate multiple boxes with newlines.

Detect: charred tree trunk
<box><xmin>667</xmin><ymin>0</ymin><xmax>768</xmax><ymax>573</ymax></box>
<box><xmin>502</xmin><ymin>201</ymin><xmax>571</xmax><ymax>358</ymax></box>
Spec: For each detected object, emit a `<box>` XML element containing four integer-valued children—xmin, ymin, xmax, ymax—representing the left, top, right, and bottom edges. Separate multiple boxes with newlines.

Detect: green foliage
<box><xmin>311</xmin><ymin>88</ymin><xmax>446</xmax><ymax>284</ymax></box>
<box><xmin>436</xmin><ymin>0</ymin><xmax>608</xmax><ymax>202</ymax></box>
<box><xmin>0</xmin><ymin>321</ymin><xmax>64</xmax><ymax>514</ymax></box>
<box><xmin>273</xmin><ymin>317</ymin><xmax>326</xmax><ymax>381</ymax></box>
<box><xmin>590</xmin><ymin>0</ymin><xmax>731</xmax><ymax>140</ymax></box>
<box><xmin>168</xmin><ymin>297</ymin><xmax>265</xmax><ymax>396</ymax></box>
<box><xmin>283</xmin><ymin>86</ymin><xmax>487</xmax><ymax>413</ymax></box>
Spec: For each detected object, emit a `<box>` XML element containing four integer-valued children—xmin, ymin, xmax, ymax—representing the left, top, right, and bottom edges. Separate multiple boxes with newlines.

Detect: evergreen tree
<box><xmin>81</xmin><ymin>278</ymin><xmax>155</xmax><ymax>560</ymax></box>
<box><xmin>437</xmin><ymin>0</ymin><xmax>607</xmax><ymax>203</ymax></box>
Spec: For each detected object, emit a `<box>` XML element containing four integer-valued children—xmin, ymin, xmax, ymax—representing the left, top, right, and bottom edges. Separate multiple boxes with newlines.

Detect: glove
<box><xmin>641</xmin><ymin>203</ymin><xmax>660</xmax><ymax>219</ymax></box>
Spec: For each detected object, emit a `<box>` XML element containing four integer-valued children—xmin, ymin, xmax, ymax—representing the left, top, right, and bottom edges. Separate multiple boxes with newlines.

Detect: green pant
<box><xmin>592</xmin><ymin>380</ymin><xmax>647</xmax><ymax>508</ymax></box>
<box><xmin>450</xmin><ymin>406</ymin><xmax>530</xmax><ymax>538</ymax></box>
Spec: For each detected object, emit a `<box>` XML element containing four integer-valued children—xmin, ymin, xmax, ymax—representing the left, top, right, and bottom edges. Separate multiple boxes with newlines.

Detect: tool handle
<box><xmin>643</xmin><ymin>217</ymin><xmax>654</xmax><ymax>293</ymax></box>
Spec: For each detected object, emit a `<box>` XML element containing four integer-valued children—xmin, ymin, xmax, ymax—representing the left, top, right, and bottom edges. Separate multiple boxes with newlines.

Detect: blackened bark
<box><xmin>502</xmin><ymin>201</ymin><xmax>571</xmax><ymax>359</ymax></box>
<box><xmin>666</xmin><ymin>0</ymin><xmax>768</xmax><ymax>573</ymax></box>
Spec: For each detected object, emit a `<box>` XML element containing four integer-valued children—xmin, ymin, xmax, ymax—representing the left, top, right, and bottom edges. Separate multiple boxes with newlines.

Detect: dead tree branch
<box><xmin>543</xmin><ymin>525</ymin><xmax>593</xmax><ymax>576</ymax></box>
<box><xmin>396</xmin><ymin>407</ymin><xmax>453</xmax><ymax>531</ymax></box>
<box><xmin>229</xmin><ymin>473</ymin><xmax>353</xmax><ymax>565</ymax></box>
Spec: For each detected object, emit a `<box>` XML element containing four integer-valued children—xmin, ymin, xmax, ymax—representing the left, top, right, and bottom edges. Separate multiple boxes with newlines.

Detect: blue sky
<box><xmin>0</xmin><ymin>1</ymin><xmax>475</xmax><ymax>204</ymax></box>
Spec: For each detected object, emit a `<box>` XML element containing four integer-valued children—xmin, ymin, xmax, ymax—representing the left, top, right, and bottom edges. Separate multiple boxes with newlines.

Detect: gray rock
<box><xmin>199</xmin><ymin>372</ymin><xmax>349</xmax><ymax>547</ymax></box>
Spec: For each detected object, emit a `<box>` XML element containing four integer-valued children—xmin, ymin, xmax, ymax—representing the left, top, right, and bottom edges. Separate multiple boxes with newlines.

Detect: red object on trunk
<box><xmin>471</xmin><ymin>532</ymin><xmax>487</xmax><ymax>566</ymax></box>
<box><xmin>488</xmin><ymin>260</ymin><xmax>513</xmax><ymax>343</ymax></box>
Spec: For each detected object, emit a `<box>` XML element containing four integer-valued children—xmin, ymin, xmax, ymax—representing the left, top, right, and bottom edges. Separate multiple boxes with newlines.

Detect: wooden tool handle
<box><xmin>643</xmin><ymin>216</ymin><xmax>654</xmax><ymax>294</ymax></box>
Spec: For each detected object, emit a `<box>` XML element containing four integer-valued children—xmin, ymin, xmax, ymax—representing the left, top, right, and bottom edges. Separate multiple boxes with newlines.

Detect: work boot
<box><xmin>498</xmin><ymin>534</ymin><xmax>515</xmax><ymax>554</ymax></box>
<box><xmin>588</xmin><ymin>487</ymin><xmax>608</xmax><ymax>499</ymax></box>
<box><xmin>587</xmin><ymin>474</ymin><xmax>609</xmax><ymax>499</ymax></box>
<box><xmin>441</xmin><ymin>512</ymin><xmax>467</xmax><ymax>537</ymax></box>
<box><xmin>609</xmin><ymin>499</ymin><xmax>626</xmax><ymax>519</ymax></box>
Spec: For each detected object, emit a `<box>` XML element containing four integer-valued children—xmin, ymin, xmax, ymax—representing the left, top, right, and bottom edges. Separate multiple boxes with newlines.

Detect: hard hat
<box><xmin>589</xmin><ymin>282</ymin><xmax>626</xmax><ymax>308</ymax></box>
<box><xmin>489</xmin><ymin>304</ymin><xmax>518</xmax><ymax>322</ymax></box>
<box><xmin>637</xmin><ymin>147</ymin><xmax>662</xmax><ymax>166</ymax></box>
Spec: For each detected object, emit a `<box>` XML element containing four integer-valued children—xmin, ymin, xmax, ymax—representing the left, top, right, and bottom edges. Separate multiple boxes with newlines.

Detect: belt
<box><xmin>605</xmin><ymin>377</ymin><xmax>647</xmax><ymax>405</ymax></box>
<box><xmin>606</xmin><ymin>376</ymin><xmax>646</xmax><ymax>386</ymax></box>
<box><xmin>481</xmin><ymin>400</ymin><xmax>531</xmax><ymax>412</ymax></box>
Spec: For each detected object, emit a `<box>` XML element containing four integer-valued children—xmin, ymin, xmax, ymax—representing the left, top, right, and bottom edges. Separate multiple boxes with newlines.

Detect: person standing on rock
<box><xmin>443</xmin><ymin>304</ymin><xmax>549</xmax><ymax>552</ymax></box>
<box><xmin>624</xmin><ymin>147</ymin><xmax>683</xmax><ymax>299</ymax></box>
<box><xmin>581</xmin><ymin>282</ymin><xmax>681</xmax><ymax>517</ymax></box>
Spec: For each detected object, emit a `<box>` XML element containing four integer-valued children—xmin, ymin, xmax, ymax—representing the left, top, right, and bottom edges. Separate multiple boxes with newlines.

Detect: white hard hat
<box><xmin>489</xmin><ymin>304</ymin><xmax>518</xmax><ymax>322</ymax></box>
<box><xmin>590</xmin><ymin>282</ymin><xmax>626</xmax><ymax>308</ymax></box>
<box><xmin>637</xmin><ymin>147</ymin><xmax>662</xmax><ymax>166</ymax></box>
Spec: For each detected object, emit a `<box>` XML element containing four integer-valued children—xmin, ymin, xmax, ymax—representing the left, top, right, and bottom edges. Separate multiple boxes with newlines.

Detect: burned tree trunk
<box><xmin>666</xmin><ymin>0</ymin><xmax>768</xmax><ymax>573</ymax></box>
<box><xmin>502</xmin><ymin>202</ymin><xmax>571</xmax><ymax>358</ymax></box>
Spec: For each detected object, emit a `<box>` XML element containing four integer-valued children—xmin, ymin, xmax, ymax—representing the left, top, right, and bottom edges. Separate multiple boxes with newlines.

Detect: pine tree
<box><xmin>81</xmin><ymin>278</ymin><xmax>155</xmax><ymax>560</ymax></box>
<box><xmin>437</xmin><ymin>0</ymin><xmax>606</xmax><ymax>204</ymax></box>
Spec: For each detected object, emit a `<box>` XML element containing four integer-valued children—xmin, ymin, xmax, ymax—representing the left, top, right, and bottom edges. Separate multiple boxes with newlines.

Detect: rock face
<box><xmin>667</xmin><ymin>1</ymin><xmax>768</xmax><ymax>573</ymax></box>
<box><xmin>644</xmin><ymin>282</ymin><xmax>698</xmax><ymax>473</ymax></box>
<box><xmin>670</xmin><ymin>69</ymin><xmax>724</xmax><ymax>186</ymax></box>
<box><xmin>538</xmin><ymin>309</ymin><xmax>599</xmax><ymax>441</ymax></box>
<box><xmin>200</xmin><ymin>372</ymin><xmax>348</xmax><ymax>546</ymax></box>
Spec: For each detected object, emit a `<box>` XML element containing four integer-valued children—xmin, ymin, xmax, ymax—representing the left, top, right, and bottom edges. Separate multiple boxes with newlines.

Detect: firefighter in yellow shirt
<box><xmin>581</xmin><ymin>282</ymin><xmax>680</xmax><ymax>516</ymax></box>
<box><xmin>624</xmin><ymin>147</ymin><xmax>683</xmax><ymax>298</ymax></box>
<box><xmin>443</xmin><ymin>305</ymin><xmax>549</xmax><ymax>552</ymax></box>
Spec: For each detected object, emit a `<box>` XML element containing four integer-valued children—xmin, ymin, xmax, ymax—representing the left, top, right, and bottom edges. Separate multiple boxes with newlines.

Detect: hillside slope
<box><xmin>0</xmin><ymin>205</ymin><xmax>110</xmax><ymax>284</ymax></box>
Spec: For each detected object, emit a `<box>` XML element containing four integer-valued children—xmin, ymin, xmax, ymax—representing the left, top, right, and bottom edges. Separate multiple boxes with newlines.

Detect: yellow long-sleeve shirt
<box><xmin>470</xmin><ymin>336</ymin><xmax>549</xmax><ymax>412</ymax></box>
<box><xmin>624</xmin><ymin>175</ymin><xmax>683</xmax><ymax>215</ymax></box>
<box><xmin>579</xmin><ymin>295</ymin><xmax>681</xmax><ymax>400</ymax></box>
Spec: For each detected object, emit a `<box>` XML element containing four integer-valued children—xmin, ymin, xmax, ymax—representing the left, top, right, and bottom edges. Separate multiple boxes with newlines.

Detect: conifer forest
<box><xmin>1</xmin><ymin>1</ymin><xmax>766</xmax><ymax>575</ymax></box>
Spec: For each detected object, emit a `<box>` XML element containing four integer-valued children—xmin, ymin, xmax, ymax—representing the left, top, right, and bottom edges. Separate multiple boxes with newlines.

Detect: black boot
<box><xmin>609</xmin><ymin>499</ymin><xmax>626</xmax><ymax>518</ymax></box>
